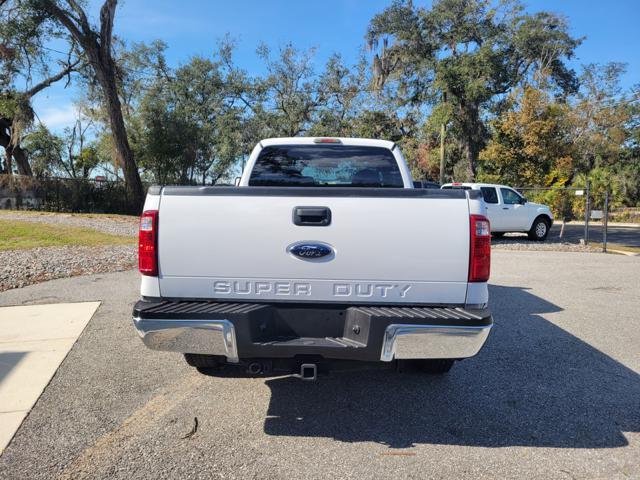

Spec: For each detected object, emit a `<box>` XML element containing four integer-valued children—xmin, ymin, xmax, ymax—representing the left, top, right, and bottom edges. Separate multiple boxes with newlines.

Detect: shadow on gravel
<box><xmin>262</xmin><ymin>285</ymin><xmax>640</xmax><ymax>449</ymax></box>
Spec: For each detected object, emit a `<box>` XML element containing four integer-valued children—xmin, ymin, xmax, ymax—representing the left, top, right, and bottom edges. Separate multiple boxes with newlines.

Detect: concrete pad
<box><xmin>0</xmin><ymin>301</ymin><xmax>100</xmax><ymax>453</ymax></box>
<box><xmin>0</xmin><ymin>411</ymin><xmax>24</xmax><ymax>455</ymax></box>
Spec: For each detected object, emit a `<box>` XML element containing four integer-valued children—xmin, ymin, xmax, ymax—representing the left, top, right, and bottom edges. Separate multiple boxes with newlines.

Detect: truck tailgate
<box><xmin>156</xmin><ymin>187</ymin><xmax>470</xmax><ymax>304</ymax></box>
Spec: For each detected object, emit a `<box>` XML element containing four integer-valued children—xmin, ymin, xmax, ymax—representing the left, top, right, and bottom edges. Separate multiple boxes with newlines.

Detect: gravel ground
<box><xmin>0</xmin><ymin>211</ymin><xmax>138</xmax><ymax>237</ymax></box>
<box><xmin>0</xmin><ymin>251</ymin><xmax>638</xmax><ymax>479</ymax></box>
<box><xmin>0</xmin><ymin>211</ymin><xmax>137</xmax><ymax>291</ymax></box>
<box><xmin>0</xmin><ymin>245</ymin><xmax>136</xmax><ymax>292</ymax></box>
<box><xmin>491</xmin><ymin>235</ymin><xmax>601</xmax><ymax>252</ymax></box>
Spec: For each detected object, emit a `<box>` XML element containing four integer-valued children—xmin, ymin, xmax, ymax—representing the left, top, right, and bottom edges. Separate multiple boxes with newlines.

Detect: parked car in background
<box><xmin>413</xmin><ymin>180</ymin><xmax>441</xmax><ymax>189</ymax></box>
<box><xmin>442</xmin><ymin>182</ymin><xmax>553</xmax><ymax>241</ymax></box>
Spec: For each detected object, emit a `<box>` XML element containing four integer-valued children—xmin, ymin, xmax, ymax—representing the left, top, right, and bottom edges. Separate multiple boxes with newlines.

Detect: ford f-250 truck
<box><xmin>133</xmin><ymin>137</ymin><xmax>492</xmax><ymax>380</ymax></box>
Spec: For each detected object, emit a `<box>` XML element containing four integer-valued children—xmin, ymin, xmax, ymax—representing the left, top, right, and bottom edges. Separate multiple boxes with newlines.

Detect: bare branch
<box><xmin>26</xmin><ymin>58</ymin><xmax>81</xmax><ymax>97</ymax></box>
<box><xmin>42</xmin><ymin>0</ymin><xmax>86</xmax><ymax>44</ymax></box>
<box><xmin>65</xmin><ymin>0</ymin><xmax>91</xmax><ymax>32</ymax></box>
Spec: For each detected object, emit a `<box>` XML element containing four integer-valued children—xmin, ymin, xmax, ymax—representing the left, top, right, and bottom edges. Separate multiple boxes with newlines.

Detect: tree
<box><xmin>34</xmin><ymin>0</ymin><xmax>144</xmax><ymax>210</ymax></box>
<box><xmin>479</xmin><ymin>87</ymin><xmax>575</xmax><ymax>186</ymax></box>
<box><xmin>0</xmin><ymin>1</ymin><xmax>79</xmax><ymax>175</ymax></box>
<box><xmin>257</xmin><ymin>43</ymin><xmax>327</xmax><ymax>137</ymax></box>
<box><xmin>367</xmin><ymin>0</ymin><xmax>580</xmax><ymax>180</ymax></box>
<box><xmin>571</xmin><ymin>63</ymin><xmax>630</xmax><ymax>173</ymax></box>
<box><xmin>132</xmin><ymin>45</ymin><xmax>249</xmax><ymax>185</ymax></box>
<box><xmin>23</xmin><ymin>117</ymin><xmax>100</xmax><ymax>178</ymax></box>
<box><xmin>21</xmin><ymin>124</ymin><xmax>62</xmax><ymax>176</ymax></box>
<box><xmin>308</xmin><ymin>54</ymin><xmax>366</xmax><ymax>137</ymax></box>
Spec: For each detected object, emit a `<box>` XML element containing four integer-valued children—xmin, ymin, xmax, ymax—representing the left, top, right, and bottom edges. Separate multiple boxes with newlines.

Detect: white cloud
<box><xmin>35</xmin><ymin>103</ymin><xmax>78</xmax><ymax>131</ymax></box>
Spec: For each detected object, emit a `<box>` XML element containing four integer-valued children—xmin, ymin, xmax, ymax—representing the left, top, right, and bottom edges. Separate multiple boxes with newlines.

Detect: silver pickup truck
<box><xmin>132</xmin><ymin>137</ymin><xmax>493</xmax><ymax>379</ymax></box>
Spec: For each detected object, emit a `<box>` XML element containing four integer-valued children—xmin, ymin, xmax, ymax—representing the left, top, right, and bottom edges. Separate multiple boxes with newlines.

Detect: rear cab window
<box><xmin>248</xmin><ymin>145</ymin><xmax>403</xmax><ymax>187</ymax></box>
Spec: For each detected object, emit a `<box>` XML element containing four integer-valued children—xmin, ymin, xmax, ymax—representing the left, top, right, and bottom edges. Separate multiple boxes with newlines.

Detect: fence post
<box><xmin>559</xmin><ymin>189</ymin><xmax>568</xmax><ymax>239</ymax></box>
<box><xmin>603</xmin><ymin>189</ymin><xmax>609</xmax><ymax>253</ymax></box>
<box><xmin>584</xmin><ymin>180</ymin><xmax>590</xmax><ymax>245</ymax></box>
<box><xmin>439</xmin><ymin>122</ymin><xmax>446</xmax><ymax>185</ymax></box>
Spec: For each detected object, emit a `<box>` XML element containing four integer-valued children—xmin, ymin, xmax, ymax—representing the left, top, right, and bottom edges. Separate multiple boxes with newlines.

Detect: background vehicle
<box><xmin>133</xmin><ymin>138</ymin><xmax>493</xmax><ymax>379</ymax></box>
<box><xmin>413</xmin><ymin>180</ymin><xmax>441</xmax><ymax>189</ymax></box>
<box><xmin>442</xmin><ymin>182</ymin><xmax>554</xmax><ymax>241</ymax></box>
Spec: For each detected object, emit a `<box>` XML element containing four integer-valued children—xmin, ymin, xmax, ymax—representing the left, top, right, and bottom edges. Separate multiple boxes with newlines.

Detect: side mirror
<box><xmin>520</xmin><ymin>197</ymin><xmax>527</xmax><ymax>205</ymax></box>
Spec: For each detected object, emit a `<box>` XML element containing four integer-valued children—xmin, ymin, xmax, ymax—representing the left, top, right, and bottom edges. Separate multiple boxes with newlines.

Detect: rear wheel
<box><xmin>528</xmin><ymin>217</ymin><xmax>550</xmax><ymax>241</ymax></box>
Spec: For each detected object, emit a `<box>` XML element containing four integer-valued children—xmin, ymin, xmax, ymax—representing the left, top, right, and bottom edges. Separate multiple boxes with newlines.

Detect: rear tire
<box><xmin>184</xmin><ymin>353</ymin><xmax>224</xmax><ymax>370</ymax></box>
<box><xmin>418</xmin><ymin>359</ymin><xmax>455</xmax><ymax>374</ymax></box>
<box><xmin>528</xmin><ymin>217</ymin><xmax>550</xmax><ymax>241</ymax></box>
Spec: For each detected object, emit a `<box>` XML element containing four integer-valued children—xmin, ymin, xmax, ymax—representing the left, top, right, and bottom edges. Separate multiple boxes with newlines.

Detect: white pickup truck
<box><xmin>442</xmin><ymin>182</ymin><xmax>554</xmax><ymax>241</ymax></box>
<box><xmin>133</xmin><ymin>138</ymin><xmax>493</xmax><ymax>379</ymax></box>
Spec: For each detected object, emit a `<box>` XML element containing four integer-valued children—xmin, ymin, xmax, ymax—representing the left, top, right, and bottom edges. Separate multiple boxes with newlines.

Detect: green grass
<box><xmin>0</xmin><ymin>209</ymin><xmax>138</xmax><ymax>222</ymax></box>
<box><xmin>0</xmin><ymin>219</ymin><xmax>135</xmax><ymax>251</ymax></box>
<box><xmin>589</xmin><ymin>242</ymin><xmax>640</xmax><ymax>255</ymax></box>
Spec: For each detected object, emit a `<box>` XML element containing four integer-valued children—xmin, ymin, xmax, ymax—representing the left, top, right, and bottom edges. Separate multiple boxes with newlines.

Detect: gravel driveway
<box><xmin>0</xmin><ymin>251</ymin><xmax>638</xmax><ymax>479</ymax></box>
<box><xmin>0</xmin><ymin>211</ymin><xmax>137</xmax><ymax>292</ymax></box>
<box><xmin>491</xmin><ymin>235</ymin><xmax>600</xmax><ymax>252</ymax></box>
<box><xmin>0</xmin><ymin>245</ymin><xmax>136</xmax><ymax>291</ymax></box>
<box><xmin>0</xmin><ymin>211</ymin><xmax>138</xmax><ymax>237</ymax></box>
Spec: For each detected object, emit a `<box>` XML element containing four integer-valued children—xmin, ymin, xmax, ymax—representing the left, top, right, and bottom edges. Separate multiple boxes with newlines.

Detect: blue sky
<box><xmin>33</xmin><ymin>0</ymin><xmax>640</xmax><ymax>131</ymax></box>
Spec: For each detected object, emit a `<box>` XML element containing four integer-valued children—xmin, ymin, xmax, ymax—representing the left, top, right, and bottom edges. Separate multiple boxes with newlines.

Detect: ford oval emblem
<box><xmin>288</xmin><ymin>242</ymin><xmax>334</xmax><ymax>260</ymax></box>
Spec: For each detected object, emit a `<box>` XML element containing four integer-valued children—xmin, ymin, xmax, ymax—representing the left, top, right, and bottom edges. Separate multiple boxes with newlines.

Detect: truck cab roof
<box><xmin>240</xmin><ymin>137</ymin><xmax>410</xmax><ymax>188</ymax></box>
<box><xmin>441</xmin><ymin>182</ymin><xmax>515</xmax><ymax>190</ymax></box>
<box><xmin>259</xmin><ymin>137</ymin><xmax>397</xmax><ymax>149</ymax></box>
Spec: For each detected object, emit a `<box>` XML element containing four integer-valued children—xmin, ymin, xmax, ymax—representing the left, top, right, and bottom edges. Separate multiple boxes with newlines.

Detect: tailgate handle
<box><xmin>293</xmin><ymin>206</ymin><xmax>331</xmax><ymax>226</ymax></box>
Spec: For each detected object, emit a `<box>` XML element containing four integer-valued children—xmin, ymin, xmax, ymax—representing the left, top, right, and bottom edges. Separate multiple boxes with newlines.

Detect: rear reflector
<box><xmin>139</xmin><ymin>210</ymin><xmax>158</xmax><ymax>276</ymax></box>
<box><xmin>469</xmin><ymin>214</ymin><xmax>491</xmax><ymax>282</ymax></box>
<box><xmin>313</xmin><ymin>138</ymin><xmax>341</xmax><ymax>144</ymax></box>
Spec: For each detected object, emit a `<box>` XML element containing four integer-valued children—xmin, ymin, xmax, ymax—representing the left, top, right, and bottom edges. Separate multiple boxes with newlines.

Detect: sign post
<box><xmin>603</xmin><ymin>190</ymin><xmax>609</xmax><ymax>253</ymax></box>
<box><xmin>583</xmin><ymin>181</ymin><xmax>590</xmax><ymax>245</ymax></box>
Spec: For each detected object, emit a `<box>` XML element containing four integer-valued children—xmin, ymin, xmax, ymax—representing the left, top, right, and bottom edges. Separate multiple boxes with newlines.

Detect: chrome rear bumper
<box><xmin>380</xmin><ymin>324</ymin><xmax>492</xmax><ymax>361</ymax></box>
<box><xmin>132</xmin><ymin>301</ymin><xmax>492</xmax><ymax>363</ymax></box>
<box><xmin>133</xmin><ymin>317</ymin><xmax>239</xmax><ymax>362</ymax></box>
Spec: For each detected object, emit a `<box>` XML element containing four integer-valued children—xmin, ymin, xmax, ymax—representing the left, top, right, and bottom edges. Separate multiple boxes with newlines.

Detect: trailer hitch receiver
<box><xmin>293</xmin><ymin>363</ymin><xmax>317</xmax><ymax>381</ymax></box>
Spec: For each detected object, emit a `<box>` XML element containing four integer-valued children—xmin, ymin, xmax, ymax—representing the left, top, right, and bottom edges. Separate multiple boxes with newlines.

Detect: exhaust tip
<box><xmin>248</xmin><ymin>362</ymin><xmax>263</xmax><ymax>375</ymax></box>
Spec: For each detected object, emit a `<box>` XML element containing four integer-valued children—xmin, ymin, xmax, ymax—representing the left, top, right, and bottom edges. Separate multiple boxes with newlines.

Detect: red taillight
<box><xmin>469</xmin><ymin>214</ymin><xmax>490</xmax><ymax>282</ymax></box>
<box><xmin>139</xmin><ymin>210</ymin><xmax>158</xmax><ymax>276</ymax></box>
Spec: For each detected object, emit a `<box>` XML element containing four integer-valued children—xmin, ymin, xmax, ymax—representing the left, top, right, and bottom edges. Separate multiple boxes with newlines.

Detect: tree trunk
<box><xmin>0</xmin><ymin>118</ymin><xmax>13</xmax><ymax>174</ymax></box>
<box><xmin>0</xmin><ymin>128</ymin><xmax>33</xmax><ymax>176</ymax></box>
<box><xmin>12</xmin><ymin>145</ymin><xmax>33</xmax><ymax>176</ymax></box>
<box><xmin>3</xmin><ymin>150</ymin><xmax>12</xmax><ymax>174</ymax></box>
<box><xmin>464</xmin><ymin>136</ymin><xmax>477</xmax><ymax>182</ymax></box>
<box><xmin>93</xmin><ymin>61</ymin><xmax>144</xmax><ymax>212</ymax></box>
<box><xmin>459</xmin><ymin>102</ymin><xmax>480</xmax><ymax>182</ymax></box>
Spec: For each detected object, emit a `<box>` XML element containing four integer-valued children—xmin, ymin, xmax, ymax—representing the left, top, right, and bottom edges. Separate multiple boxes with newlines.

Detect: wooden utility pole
<box><xmin>439</xmin><ymin>92</ymin><xmax>447</xmax><ymax>185</ymax></box>
<box><xmin>439</xmin><ymin>122</ymin><xmax>446</xmax><ymax>185</ymax></box>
